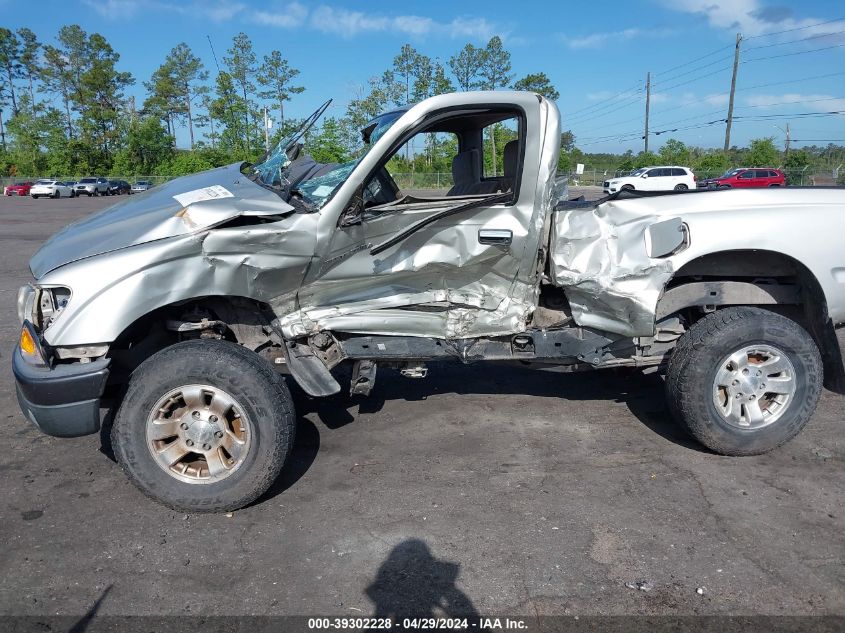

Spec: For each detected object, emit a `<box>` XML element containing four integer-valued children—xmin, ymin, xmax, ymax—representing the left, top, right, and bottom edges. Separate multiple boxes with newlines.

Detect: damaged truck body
<box><xmin>13</xmin><ymin>91</ymin><xmax>845</xmax><ymax>511</ymax></box>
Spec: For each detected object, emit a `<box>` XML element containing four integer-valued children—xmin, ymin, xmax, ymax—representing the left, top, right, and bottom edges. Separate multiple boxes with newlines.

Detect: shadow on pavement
<box><xmin>365</xmin><ymin>538</ymin><xmax>480</xmax><ymax>620</ymax></box>
<box><xmin>68</xmin><ymin>585</ymin><xmax>112</xmax><ymax>633</ymax></box>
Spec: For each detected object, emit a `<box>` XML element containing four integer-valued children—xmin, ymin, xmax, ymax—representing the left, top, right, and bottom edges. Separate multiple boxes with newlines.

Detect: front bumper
<box><xmin>13</xmin><ymin>344</ymin><xmax>110</xmax><ymax>437</ymax></box>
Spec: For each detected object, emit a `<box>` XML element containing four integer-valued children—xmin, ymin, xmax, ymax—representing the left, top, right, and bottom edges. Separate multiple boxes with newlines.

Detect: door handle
<box><xmin>478</xmin><ymin>229</ymin><xmax>512</xmax><ymax>245</ymax></box>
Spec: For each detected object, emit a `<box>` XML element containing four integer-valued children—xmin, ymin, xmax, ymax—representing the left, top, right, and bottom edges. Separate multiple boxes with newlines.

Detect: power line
<box><xmin>737</xmin><ymin>70</ymin><xmax>845</xmax><ymax>91</ymax></box>
<box><xmin>743</xmin><ymin>17</ymin><xmax>845</xmax><ymax>39</ymax></box>
<box><xmin>651</xmin><ymin>54</ymin><xmax>734</xmax><ymax>87</ymax></box>
<box><xmin>789</xmin><ymin>139</ymin><xmax>845</xmax><ymax>142</ymax></box>
<box><xmin>564</xmin><ymin>93</ymin><xmax>645</xmax><ymax>124</ymax></box>
<box><xmin>561</xmin><ymin>83</ymin><xmax>643</xmax><ymax>118</ymax></box>
<box><xmin>745</xmin><ymin>29</ymin><xmax>845</xmax><ymax>51</ymax></box>
<box><xmin>737</xmin><ymin>96</ymin><xmax>845</xmax><ymax>109</ymax></box>
<box><xmin>745</xmin><ymin>41</ymin><xmax>845</xmax><ymax>62</ymax></box>
<box><xmin>654</xmin><ymin>65</ymin><xmax>733</xmax><ymax>93</ymax></box>
<box><xmin>651</xmin><ymin>43</ymin><xmax>734</xmax><ymax>77</ymax></box>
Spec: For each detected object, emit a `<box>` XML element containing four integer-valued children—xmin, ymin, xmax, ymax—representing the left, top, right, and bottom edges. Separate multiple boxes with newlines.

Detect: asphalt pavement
<box><xmin>0</xmin><ymin>193</ymin><xmax>842</xmax><ymax>619</ymax></box>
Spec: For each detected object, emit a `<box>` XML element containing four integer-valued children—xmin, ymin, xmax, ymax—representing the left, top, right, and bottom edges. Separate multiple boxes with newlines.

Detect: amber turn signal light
<box><xmin>20</xmin><ymin>325</ymin><xmax>37</xmax><ymax>356</ymax></box>
<box><xmin>18</xmin><ymin>322</ymin><xmax>47</xmax><ymax>366</ymax></box>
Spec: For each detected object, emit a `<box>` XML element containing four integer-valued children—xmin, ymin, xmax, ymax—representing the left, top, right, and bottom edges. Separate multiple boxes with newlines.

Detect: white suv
<box><xmin>603</xmin><ymin>166</ymin><xmax>695</xmax><ymax>194</ymax></box>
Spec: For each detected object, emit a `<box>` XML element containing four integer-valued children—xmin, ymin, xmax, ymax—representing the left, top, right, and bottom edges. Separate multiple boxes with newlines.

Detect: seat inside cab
<box><xmin>371</xmin><ymin>108</ymin><xmax>523</xmax><ymax>203</ymax></box>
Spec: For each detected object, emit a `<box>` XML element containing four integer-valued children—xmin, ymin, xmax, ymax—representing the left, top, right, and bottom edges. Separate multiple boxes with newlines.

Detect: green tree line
<box><xmin>0</xmin><ymin>25</ymin><xmax>842</xmax><ymax>184</ymax></box>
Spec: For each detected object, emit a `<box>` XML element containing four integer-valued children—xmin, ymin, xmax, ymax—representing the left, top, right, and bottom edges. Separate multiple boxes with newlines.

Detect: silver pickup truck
<box><xmin>13</xmin><ymin>91</ymin><xmax>845</xmax><ymax>511</ymax></box>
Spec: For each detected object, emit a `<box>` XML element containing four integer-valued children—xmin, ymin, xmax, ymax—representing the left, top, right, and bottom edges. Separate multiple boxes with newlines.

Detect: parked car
<box><xmin>74</xmin><ymin>177</ymin><xmax>110</xmax><ymax>197</ymax></box>
<box><xmin>30</xmin><ymin>180</ymin><xmax>74</xmax><ymax>199</ymax></box>
<box><xmin>603</xmin><ymin>166</ymin><xmax>695</xmax><ymax>193</ymax></box>
<box><xmin>131</xmin><ymin>181</ymin><xmax>153</xmax><ymax>193</ymax></box>
<box><xmin>13</xmin><ymin>92</ymin><xmax>845</xmax><ymax>512</ymax></box>
<box><xmin>4</xmin><ymin>181</ymin><xmax>33</xmax><ymax>196</ymax></box>
<box><xmin>108</xmin><ymin>180</ymin><xmax>132</xmax><ymax>195</ymax></box>
<box><xmin>698</xmin><ymin>168</ymin><xmax>785</xmax><ymax>189</ymax></box>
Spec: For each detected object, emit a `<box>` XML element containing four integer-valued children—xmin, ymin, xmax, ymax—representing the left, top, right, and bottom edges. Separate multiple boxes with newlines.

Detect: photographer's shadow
<box><xmin>366</xmin><ymin>539</ymin><xmax>480</xmax><ymax>620</ymax></box>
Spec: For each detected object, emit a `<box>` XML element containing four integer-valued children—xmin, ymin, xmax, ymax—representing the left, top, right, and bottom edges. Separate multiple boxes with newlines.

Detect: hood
<box><xmin>30</xmin><ymin>163</ymin><xmax>295</xmax><ymax>278</ymax></box>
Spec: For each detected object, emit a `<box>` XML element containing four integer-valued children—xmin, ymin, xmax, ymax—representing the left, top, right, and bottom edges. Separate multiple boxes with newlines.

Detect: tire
<box><xmin>621</xmin><ymin>184</ymin><xmax>634</xmax><ymax>191</ymax></box>
<box><xmin>53</xmin><ymin>190</ymin><xmax>60</xmax><ymax>199</ymax></box>
<box><xmin>718</xmin><ymin>184</ymin><xmax>731</xmax><ymax>189</ymax></box>
<box><xmin>769</xmin><ymin>184</ymin><xmax>781</xmax><ymax>187</ymax></box>
<box><xmin>666</xmin><ymin>307</ymin><xmax>822</xmax><ymax>456</ymax></box>
<box><xmin>31</xmin><ymin>195</ymin><xmax>39</xmax><ymax>199</ymax></box>
<box><xmin>112</xmin><ymin>339</ymin><xmax>296</xmax><ymax>512</ymax></box>
<box><xmin>674</xmin><ymin>184</ymin><xmax>688</xmax><ymax>191</ymax></box>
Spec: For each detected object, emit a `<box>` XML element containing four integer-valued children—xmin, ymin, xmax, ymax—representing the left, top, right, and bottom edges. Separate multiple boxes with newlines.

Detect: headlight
<box><xmin>38</xmin><ymin>286</ymin><xmax>72</xmax><ymax>329</ymax></box>
<box><xmin>16</xmin><ymin>285</ymin><xmax>36</xmax><ymax>324</ymax></box>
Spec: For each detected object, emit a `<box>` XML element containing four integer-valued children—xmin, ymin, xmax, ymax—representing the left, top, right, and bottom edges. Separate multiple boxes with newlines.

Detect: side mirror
<box><xmin>338</xmin><ymin>186</ymin><xmax>364</xmax><ymax>227</ymax></box>
<box><xmin>641</xmin><ymin>173</ymin><xmax>648</xmax><ymax>178</ymax></box>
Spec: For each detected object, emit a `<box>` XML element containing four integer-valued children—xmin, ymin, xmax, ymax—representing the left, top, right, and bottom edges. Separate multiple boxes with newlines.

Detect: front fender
<box><xmin>38</xmin><ymin>215</ymin><xmax>318</xmax><ymax>347</ymax></box>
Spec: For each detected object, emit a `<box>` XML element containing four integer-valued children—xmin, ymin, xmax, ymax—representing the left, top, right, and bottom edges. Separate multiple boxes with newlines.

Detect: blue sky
<box><xmin>2</xmin><ymin>0</ymin><xmax>844</xmax><ymax>153</ymax></box>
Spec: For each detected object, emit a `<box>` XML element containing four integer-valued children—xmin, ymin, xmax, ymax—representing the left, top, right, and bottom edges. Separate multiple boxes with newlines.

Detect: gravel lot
<box><xmin>0</xmin><ymin>193</ymin><xmax>842</xmax><ymax>619</ymax></box>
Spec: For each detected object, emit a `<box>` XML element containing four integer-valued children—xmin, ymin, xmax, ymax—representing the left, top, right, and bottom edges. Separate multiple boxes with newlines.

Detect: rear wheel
<box><xmin>674</xmin><ymin>184</ymin><xmax>688</xmax><ymax>191</ymax></box>
<box><xmin>53</xmin><ymin>190</ymin><xmax>60</xmax><ymax>199</ymax></box>
<box><xmin>112</xmin><ymin>339</ymin><xmax>296</xmax><ymax>512</ymax></box>
<box><xmin>666</xmin><ymin>307</ymin><xmax>822</xmax><ymax>455</ymax></box>
<box><xmin>31</xmin><ymin>195</ymin><xmax>39</xmax><ymax>199</ymax></box>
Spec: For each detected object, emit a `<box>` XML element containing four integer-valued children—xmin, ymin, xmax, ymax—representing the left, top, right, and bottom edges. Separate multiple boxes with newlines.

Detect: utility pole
<box><xmin>263</xmin><ymin>106</ymin><xmax>271</xmax><ymax>152</ymax></box>
<box><xmin>644</xmin><ymin>72</ymin><xmax>651</xmax><ymax>154</ymax></box>
<box><xmin>724</xmin><ymin>32</ymin><xmax>742</xmax><ymax>152</ymax></box>
<box><xmin>784</xmin><ymin>122</ymin><xmax>790</xmax><ymax>162</ymax></box>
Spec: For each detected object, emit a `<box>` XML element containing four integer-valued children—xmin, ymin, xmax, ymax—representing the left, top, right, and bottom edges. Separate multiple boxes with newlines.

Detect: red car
<box><xmin>698</xmin><ymin>168</ymin><xmax>785</xmax><ymax>189</ymax></box>
<box><xmin>3</xmin><ymin>181</ymin><xmax>33</xmax><ymax>196</ymax></box>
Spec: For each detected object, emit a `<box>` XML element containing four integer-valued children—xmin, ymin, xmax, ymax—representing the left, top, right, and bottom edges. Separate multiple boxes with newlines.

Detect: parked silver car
<box><xmin>131</xmin><ymin>181</ymin><xmax>153</xmax><ymax>193</ymax></box>
<box><xmin>12</xmin><ymin>92</ymin><xmax>845</xmax><ymax>512</ymax></box>
<box><xmin>74</xmin><ymin>177</ymin><xmax>110</xmax><ymax>196</ymax></box>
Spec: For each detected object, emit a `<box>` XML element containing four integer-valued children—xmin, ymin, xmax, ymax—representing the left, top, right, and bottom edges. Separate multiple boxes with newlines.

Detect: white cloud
<box><xmin>744</xmin><ymin>93</ymin><xmax>845</xmax><ymax>111</ymax></box>
<box><xmin>307</xmin><ymin>5</ymin><xmax>499</xmax><ymax>40</ymax></box>
<box><xmin>206</xmin><ymin>2</ymin><xmax>247</xmax><ymax>23</ymax></box>
<box><xmin>564</xmin><ymin>27</ymin><xmax>675</xmax><ymax>50</ymax></box>
<box><xmin>82</xmin><ymin>0</ymin><xmax>504</xmax><ymax>41</ymax></box>
<box><xmin>82</xmin><ymin>0</ymin><xmax>243</xmax><ymax>22</ymax></box>
<box><xmin>704</xmin><ymin>93</ymin><xmax>729</xmax><ymax>107</ymax></box>
<box><xmin>82</xmin><ymin>0</ymin><xmax>162</xmax><ymax>17</ymax></box>
<box><xmin>664</xmin><ymin>0</ymin><xmax>845</xmax><ymax>38</ymax></box>
<box><xmin>252</xmin><ymin>2</ymin><xmax>308</xmax><ymax>28</ymax></box>
<box><xmin>566</xmin><ymin>28</ymin><xmax>644</xmax><ymax>50</ymax></box>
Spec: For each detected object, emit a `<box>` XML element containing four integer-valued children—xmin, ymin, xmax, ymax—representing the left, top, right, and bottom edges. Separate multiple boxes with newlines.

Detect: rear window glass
<box><xmin>79</xmin><ymin>178</ymin><xmax>95</xmax><ymax>183</ymax></box>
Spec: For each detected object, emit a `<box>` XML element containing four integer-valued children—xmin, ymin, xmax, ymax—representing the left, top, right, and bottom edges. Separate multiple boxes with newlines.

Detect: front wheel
<box><xmin>666</xmin><ymin>307</ymin><xmax>822</xmax><ymax>455</ymax></box>
<box><xmin>112</xmin><ymin>339</ymin><xmax>296</xmax><ymax>512</ymax></box>
<box><xmin>621</xmin><ymin>184</ymin><xmax>634</xmax><ymax>191</ymax></box>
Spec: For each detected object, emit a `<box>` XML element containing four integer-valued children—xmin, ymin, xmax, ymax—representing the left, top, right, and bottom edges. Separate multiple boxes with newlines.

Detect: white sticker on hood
<box><xmin>173</xmin><ymin>185</ymin><xmax>235</xmax><ymax>207</ymax></box>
